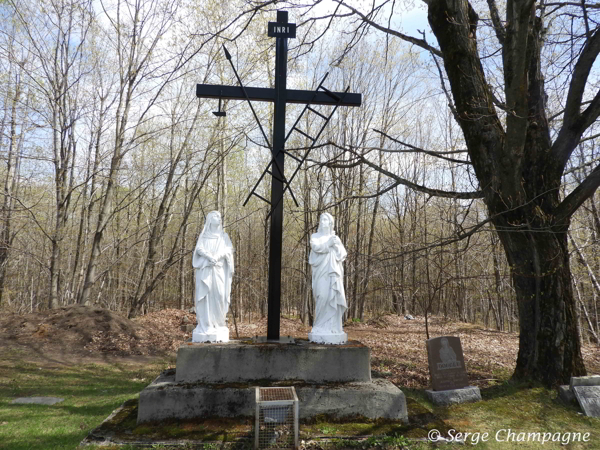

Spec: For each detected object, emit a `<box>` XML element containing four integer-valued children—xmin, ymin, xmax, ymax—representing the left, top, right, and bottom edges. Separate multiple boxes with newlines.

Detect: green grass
<box><xmin>1</xmin><ymin>349</ymin><xmax>599</xmax><ymax>450</ymax></box>
<box><xmin>298</xmin><ymin>384</ymin><xmax>599</xmax><ymax>449</ymax></box>
<box><xmin>0</xmin><ymin>351</ymin><xmax>169</xmax><ymax>450</ymax></box>
<box><xmin>436</xmin><ymin>381</ymin><xmax>599</xmax><ymax>449</ymax></box>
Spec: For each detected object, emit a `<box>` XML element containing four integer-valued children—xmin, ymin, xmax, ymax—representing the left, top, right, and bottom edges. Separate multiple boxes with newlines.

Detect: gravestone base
<box><xmin>308</xmin><ymin>332</ymin><xmax>348</xmax><ymax>345</ymax></box>
<box><xmin>558</xmin><ymin>385</ymin><xmax>577</xmax><ymax>406</ymax></box>
<box><xmin>192</xmin><ymin>326</ymin><xmax>229</xmax><ymax>343</ymax></box>
<box><xmin>137</xmin><ymin>370</ymin><xmax>407</xmax><ymax>423</ymax></box>
<box><xmin>137</xmin><ymin>339</ymin><xmax>407</xmax><ymax>424</ymax></box>
<box><xmin>425</xmin><ymin>386</ymin><xmax>481</xmax><ymax>406</ymax></box>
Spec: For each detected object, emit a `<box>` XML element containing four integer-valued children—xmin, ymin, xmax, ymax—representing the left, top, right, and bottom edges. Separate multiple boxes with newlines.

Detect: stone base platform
<box><xmin>425</xmin><ymin>386</ymin><xmax>481</xmax><ymax>406</ymax></box>
<box><xmin>175</xmin><ymin>339</ymin><xmax>371</xmax><ymax>383</ymax></box>
<box><xmin>137</xmin><ymin>370</ymin><xmax>407</xmax><ymax>423</ymax></box>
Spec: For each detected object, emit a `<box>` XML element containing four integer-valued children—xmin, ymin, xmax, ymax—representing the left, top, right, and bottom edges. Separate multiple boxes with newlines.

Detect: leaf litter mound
<box><xmin>1</xmin><ymin>306</ymin><xmax>598</xmax><ymax>387</ymax></box>
<box><xmin>0</xmin><ymin>305</ymin><xmax>195</xmax><ymax>359</ymax></box>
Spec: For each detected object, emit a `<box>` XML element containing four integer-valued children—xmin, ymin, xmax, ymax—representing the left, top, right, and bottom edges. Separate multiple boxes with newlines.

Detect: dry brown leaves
<box><xmin>1</xmin><ymin>307</ymin><xmax>598</xmax><ymax>389</ymax></box>
<box><xmin>0</xmin><ymin>305</ymin><xmax>194</xmax><ymax>358</ymax></box>
<box><xmin>228</xmin><ymin>314</ymin><xmax>599</xmax><ymax>388</ymax></box>
<box><xmin>345</xmin><ymin>315</ymin><xmax>521</xmax><ymax>388</ymax></box>
<box><xmin>226</xmin><ymin>314</ymin><xmax>519</xmax><ymax>388</ymax></box>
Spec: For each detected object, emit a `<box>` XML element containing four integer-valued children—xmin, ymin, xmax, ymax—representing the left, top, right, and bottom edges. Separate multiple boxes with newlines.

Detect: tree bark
<box><xmin>498</xmin><ymin>221</ymin><xmax>584</xmax><ymax>383</ymax></box>
<box><xmin>426</xmin><ymin>0</ymin><xmax>587</xmax><ymax>385</ymax></box>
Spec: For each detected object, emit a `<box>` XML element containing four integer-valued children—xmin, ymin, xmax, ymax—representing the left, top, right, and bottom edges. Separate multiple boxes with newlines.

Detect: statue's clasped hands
<box><xmin>208</xmin><ymin>255</ymin><xmax>223</xmax><ymax>267</ymax></box>
<box><xmin>328</xmin><ymin>235</ymin><xmax>340</xmax><ymax>247</ymax></box>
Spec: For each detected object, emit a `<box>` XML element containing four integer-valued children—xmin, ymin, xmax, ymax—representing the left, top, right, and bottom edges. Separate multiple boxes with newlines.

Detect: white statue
<box><xmin>308</xmin><ymin>212</ymin><xmax>348</xmax><ymax>344</ymax></box>
<box><xmin>192</xmin><ymin>211</ymin><xmax>234</xmax><ymax>342</ymax></box>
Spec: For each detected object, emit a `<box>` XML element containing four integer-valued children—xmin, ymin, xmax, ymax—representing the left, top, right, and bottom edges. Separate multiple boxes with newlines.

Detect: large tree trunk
<box><xmin>497</xmin><ymin>219</ymin><xmax>585</xmax><ymax>384</ymax></box>
<box><xmin>426</xmin><ymin>0</ymin><xmax>589</xmax><ymax>385</ymax></box>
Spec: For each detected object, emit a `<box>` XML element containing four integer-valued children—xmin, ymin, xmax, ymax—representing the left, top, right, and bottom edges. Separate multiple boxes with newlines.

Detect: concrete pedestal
<box><xmin>192</xmin><ymin>326</ymin><xmax>229</xmax><ymax>343</ymax></box>
<box><xmin>137</xmin><ymin>339</ymin><xmax>407</xmax><ymax>424</ymax></box>
<box><xmin>138</xmin><ymin>370</ymin><xmax>407</xmax><ymax>423</ymax></box>
<box><xmin>425</xmin><ymin>386</ymin><xmax>481</xmax><ymax>406</ymax></box>
<box><xmin>175</xmin><ymin>339</ymin><xmax>369</xmax><ymax>383</ymax></box>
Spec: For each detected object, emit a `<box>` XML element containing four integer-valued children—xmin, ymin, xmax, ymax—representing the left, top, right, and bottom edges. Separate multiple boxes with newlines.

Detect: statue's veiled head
<box><xmin>202</xmin><ymin>211</ymin><xmax>223</xmax><ymax>235</ymax></box>
<box><xmin>317</xmin><ymin>212</ymin><xmax>335</xmax><ymax>235</ymax></box>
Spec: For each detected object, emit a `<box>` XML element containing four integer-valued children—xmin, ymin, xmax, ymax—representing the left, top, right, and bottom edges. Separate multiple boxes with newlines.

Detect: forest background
<box><xmin>0</xmin><ymin>0</ymin><xmax>599</xmax><ymax>369</ymax></box>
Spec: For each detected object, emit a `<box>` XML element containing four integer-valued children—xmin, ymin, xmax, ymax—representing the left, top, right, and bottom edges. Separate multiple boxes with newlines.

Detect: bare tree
<box><xmin>9</xmin><ymin>0</ymin><xmax>96</xmax><ymax>308</ymax></box>
<box><xmin>79</xmin><ymin>0</ymin><xmax>182</xmax><ymax>305</ymax></box>
<box><xmin>0</xmin><ymin>22</ymin><xmax>31</xmax><ymax>306</ymax></box>
<box><xmin>262</xmin><ymin>0</ymin><xmax>600</xmax><ymax>386</ymax></box>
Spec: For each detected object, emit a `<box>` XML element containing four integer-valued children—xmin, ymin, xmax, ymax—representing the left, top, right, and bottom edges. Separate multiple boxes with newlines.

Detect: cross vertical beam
<box><xmin>267</xmin><ymin>10</ymin><xmax>289</xmax><ymax>341</ymax></box>
<box><xmin>196</xmin><ymin>10</ymin><xmax>360</xmax><ymax>342</ymax></box>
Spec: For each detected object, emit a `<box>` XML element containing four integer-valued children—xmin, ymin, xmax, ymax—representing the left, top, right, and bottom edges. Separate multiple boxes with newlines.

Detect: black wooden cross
<box><xmin>197</xmin><ymin>10</ymin><xmax>361</xmax><ymax>341</ymax></box>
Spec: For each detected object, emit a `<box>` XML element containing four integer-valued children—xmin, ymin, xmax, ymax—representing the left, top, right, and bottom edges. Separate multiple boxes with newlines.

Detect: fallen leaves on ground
<box><xmin>1</xmin><ymin>306</ymin><xmax>598</xmax><ymax>388</ymax></box>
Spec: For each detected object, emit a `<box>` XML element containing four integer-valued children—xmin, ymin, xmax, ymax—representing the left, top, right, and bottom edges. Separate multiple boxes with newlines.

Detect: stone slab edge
<box><xmin>137</xmin><ymin>371</ymin><xmax>406</xmax><ymax>424</ymax></box>
<box><xmin>11</xmin><ymin>397</ymin><xmax>64</xmax><ymax>405</ymax></box>
<box><xmin>425</xmin><ymin>386</ymin><xmax>481</xmax><ymax>406</ymax></box>
<box><xmin>175</xmin><ymin>340</ymin><xmax>371</xmax><ymax>383</ymax></box>
<box><xmin>570</xmin><ymin>375</ymin><xmax>600</xmax><ymax>388</ymax></box>
<box><xmin>80</xmin><ymin>399</ymin><xmax>131</xmax><ymax>446</ymax></box>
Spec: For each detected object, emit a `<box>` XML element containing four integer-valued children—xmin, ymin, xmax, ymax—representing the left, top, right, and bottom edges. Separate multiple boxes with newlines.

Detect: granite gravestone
<box><xmin>571</xmin><ymin>376</ymin><xmax>600</xmax><ymax>417</ymax></box>
<box><xmin>426</xmin><ymin>336</ymin><xmax>469</xmax><ymax>391</ymax></box>
<box><xmin>573</xmin><ymin>386</ymin><xmax>600</xmax><ymax>417</ymax></box>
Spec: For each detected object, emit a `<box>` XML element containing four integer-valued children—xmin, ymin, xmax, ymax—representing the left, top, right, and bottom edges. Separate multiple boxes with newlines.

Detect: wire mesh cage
<box><xmin>255</xmin><ymin>387</ymin><xmax>299</xmax><ymax>449</ymax></box>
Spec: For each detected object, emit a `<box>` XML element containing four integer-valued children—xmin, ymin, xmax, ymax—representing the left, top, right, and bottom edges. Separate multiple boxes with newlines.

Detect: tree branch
<box><xmin>552</xmin><ymin>26</ymin><xmax>600</xmax><ymax>166</ymax></box>
<box><xmin>502</xmin><ymin>0</ymin><xmax>536</xmax><ymax>178</ymax></box>
<box><xmin>564</xmin><ymin>155</ymin><xmax>600</xmax><ymax>176</ymax></box>
<box><xmin>427</xmin><ymin>33</ymin><xmax>460</xmax><ymax>121</ymax></box>
<box><xmin>333</xmin><ymin>180</ymin><xmax>402</xmax><ymax>202</ymax></box>
<box><xmin>372</xmin><ymin>129</ymin><xmax>471</xmax><ymax>164</ymax></box>
<box><xmin>333</xmin><ymin>0</ymin><xmax>443</xmax><ymax>57</ymax></box>
<box><xmin>555</xmin><ymin>163</ymin><xmax>600</xmax><ymax>223</ymax></box>
<box><xmin>376</xmin><ymin>216</ymin><xmax>494</xmax><ymax>259</ymax></box>
<box><xmin>578</xmin><ymin>88</ymin><xmax>600</xmax><ymax>132</ymax></box>
<box><xmin>486</xmin><ymin>0</ymin><xmax>506</xmax><ymax>45</ymax></box>
<box><xmin>425</xmin><ymin>0</ymin><xmax>506</xmax><ymax>202</ymax></box>
<box><xmin>339</xmin><ymin>146</ymin><xmax>483</xmax><ymax>199</ymax></box>
<box><xmin>540</xmin><ymin>2</ymin><xmax>600</xmax><ymax>9</ymax></box>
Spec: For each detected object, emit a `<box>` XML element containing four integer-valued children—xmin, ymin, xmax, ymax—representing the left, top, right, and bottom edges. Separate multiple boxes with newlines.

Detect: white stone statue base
<box><xmin>308</xmin><ymin>332</ymin><xmax>348</xmax><ymax>345</ymax></box>
<box><xmin>192</xmin><ymin>326</ymin><xmax>229</xmax><ymax>343</ymax></box>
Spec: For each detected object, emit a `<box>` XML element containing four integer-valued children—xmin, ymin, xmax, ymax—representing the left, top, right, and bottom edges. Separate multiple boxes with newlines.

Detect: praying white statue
<box><xmin>192</xmin><ymin>211</ymin><xmax>234</xmax><ymax>343</ymax></box>
<box><xmin>308</xmin><ymin>212</ymin><xmax>348</xmax><ymax>344</ymax></box>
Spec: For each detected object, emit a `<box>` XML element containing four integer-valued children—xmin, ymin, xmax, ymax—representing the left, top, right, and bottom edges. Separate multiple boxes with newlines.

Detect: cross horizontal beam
<box><xmin>197</xmin><ymin>84</ymin><xmax>361</xmax><ymax>107</ymax></box>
